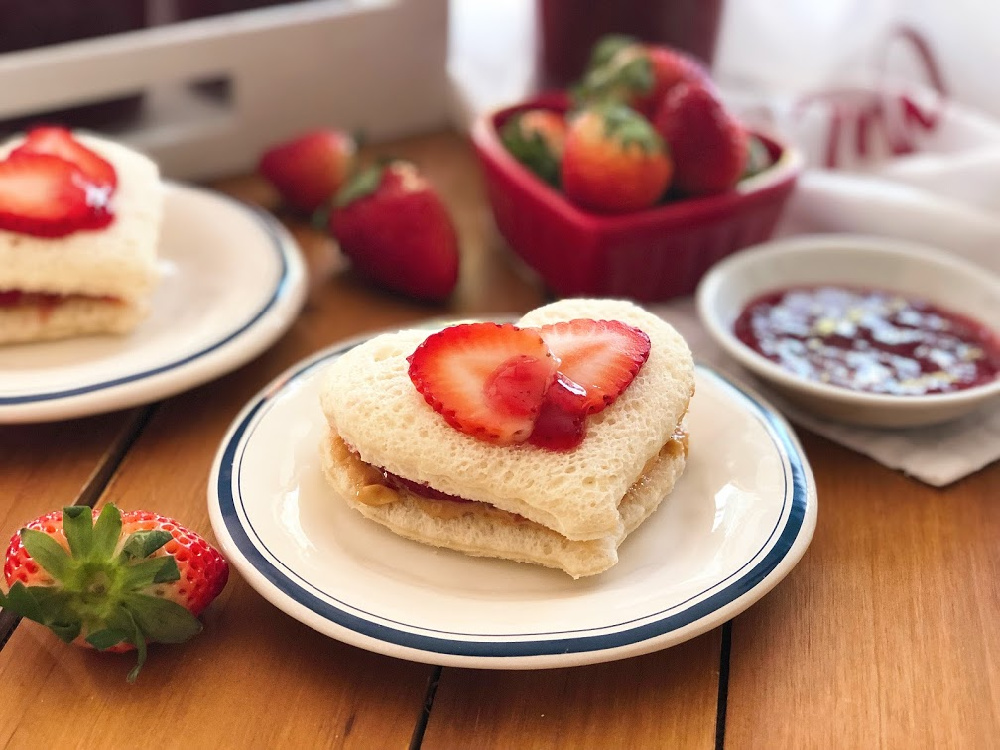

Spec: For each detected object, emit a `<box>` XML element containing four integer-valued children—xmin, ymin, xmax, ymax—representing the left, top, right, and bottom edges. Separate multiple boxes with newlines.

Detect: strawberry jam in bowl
<box><xmin>697</xmin><ymin>235</ymin><xmax>1000</xmax><ymax>428</ymax></box>
<box><xmin>734</xmin><ymin>286</ymin><xmax>1000</xmax><ymax>396</ymax></box>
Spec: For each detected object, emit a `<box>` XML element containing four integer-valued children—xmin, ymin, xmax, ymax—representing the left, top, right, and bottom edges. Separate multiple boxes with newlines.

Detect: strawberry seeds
<box><xmin>0</xmin><ymin>127</ymin><xmax>117</xmax><ymax>238</ymax></box>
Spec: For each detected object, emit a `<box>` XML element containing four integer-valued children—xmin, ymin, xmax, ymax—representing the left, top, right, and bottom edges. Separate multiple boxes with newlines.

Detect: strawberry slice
<box><xmin>11</xmin><ymin>126</ymin><xmax>117</xmax><ymax>189</ymax></box>
<box><xmin>408</xmin><ymin>322</ymin><xmax>559</xmax><ymax>445</ymax></box>
<box><xmin>538</xmin><ymin>319</ymin><xmax>651</xmax><ymax>414</ymax></box>
<box><xmin>0</xmin><ymin>154</ymin><xmax>111</xmax><ymax>238</ymax></box>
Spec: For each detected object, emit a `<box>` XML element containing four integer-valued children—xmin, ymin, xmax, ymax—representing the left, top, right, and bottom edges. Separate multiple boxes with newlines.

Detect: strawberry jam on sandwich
<box><xmin>0</xmin><ymin>127</ymin><xmax>162</xmax><ymax>345</ymax></box>
<box><xmin>318</xmin><ymin>299</ymin><xmax>695</xmax><ymax>578</ymax></box>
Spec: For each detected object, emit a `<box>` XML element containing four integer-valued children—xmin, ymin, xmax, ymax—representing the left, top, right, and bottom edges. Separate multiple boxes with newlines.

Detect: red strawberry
<box><xmin>0</xmin><ymin>154</ymin><xmax>112</xmax><ymax>237</ymax></box>
<box><xmin>576</xmin><ymin>36</ymin><xmax>707</xmax><ymax>117</ymax></box>
<box><xmin>653</xmin><ymin>81</ymin><xmax>748</xmax><ymax>195</ymax></box>
<box><xmin>500</xmin><ymin>109</ymin><xmax>567</xmax><ymax>186</ymax></box>
<box><xmin>407</xmin><ymin>322</ymin><xmax>559</xmax><ymax>444</ymax></box>
<box><xmin>258</xmin><ymin>129</ymin><xmax>357</xmax><ymax>213</ymax></box>
<box><xmin>561</xmin><ymin>104</ymin><xmax>672</xmax><ymax>214</ymax></box>
<box><xmin>330</xmin><ymin>161</ymin><xmax>459</xmax><ymax>302</ymax></box>
<box><xmin>0</xmin><ymin>504</ymin><xmax>228</xmax><ymax>682</ymax></box>
<box><xmin>538</xmin><ymin>319</ymin><xmax>651</xmax><ymax>414</ymax></box>
<box><xmin>11</xmin><ymin>126</ymin><xmax>117</xmax><ymax>190</ymax></box>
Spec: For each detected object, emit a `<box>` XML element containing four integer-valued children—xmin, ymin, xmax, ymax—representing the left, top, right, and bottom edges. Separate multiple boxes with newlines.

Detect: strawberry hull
<box><xmin>472</xmin><ymin>93</ymin><xmax>802</xmax><ymax>302</ymax></box>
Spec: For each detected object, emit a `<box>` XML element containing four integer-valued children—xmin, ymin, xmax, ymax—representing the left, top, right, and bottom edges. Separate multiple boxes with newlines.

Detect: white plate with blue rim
<box><xmin>207</xmin><ymin>332</ymin><xmax>818</xmax><ymax>669</ymax></box>
<box><xmin>0</xmin><ymin>184</ymin><xmax>307</xmax><ymax>423</ymax></box>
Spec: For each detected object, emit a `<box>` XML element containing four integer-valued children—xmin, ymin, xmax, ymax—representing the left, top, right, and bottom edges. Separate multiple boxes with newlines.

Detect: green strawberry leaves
<box><xmin>334</xmin><ymin>163</ymin><xmax>386</xmax><ymax>208</ymax></box>
<box><xmin>583</xmin><ymin>103</ymin><xmax>666</xmax><ymax>156</ymax></box>
<box><xmin>0</xmin><ymin>504</ymin><xmax>208</xmax><ymax>683</ymax></box>
<box><xmin>121</xmin><ymin>530</ymin><xmax>172</xmax><ymax>561</ymax></box>
<box><xmin>63</xmin><ymin>505</ymin><xmax>94</xmax><ymax>558</ymax></box>
<box><xmin>91</xmin><ymin>503</ymin><xmax>123</xmax><ymax>560</ymax></box>
<box><xmin>573</xmin><ymin>42</ymin><xmax>653</xmax><ymax>109</ymax></box>
<box><xmin>587</xmin><ymin>34</ymin><xmax>638</xmax><ymax>71</ymax></box>
<box><xmin>500</xmin><ymin>115</ymin><xmax>562</xmax><ymax>187</ymax></box>
<box><xmin>20</xmin><ymin>529</ymin><xmax>71</xmax><ymax>580</ymax></box>
<box><xmin>126</xmin><ymin>594</ymin><xmax>202</xmax><ymax>644</ymax></box>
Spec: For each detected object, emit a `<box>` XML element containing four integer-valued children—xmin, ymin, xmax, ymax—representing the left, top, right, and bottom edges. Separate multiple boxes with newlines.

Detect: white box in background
<box><xmin>0</xmin><ymin>0</ymin><xmax>451</xmax><ymax>181</ymax></box>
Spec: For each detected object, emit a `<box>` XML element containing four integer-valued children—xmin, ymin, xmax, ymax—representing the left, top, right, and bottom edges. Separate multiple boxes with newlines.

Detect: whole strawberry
<box><xmin>329</xmin><ymin>161</ymin><xmax>459</xmax><ymax>302</ymax></box>
<box><xmin>258</xmin><ymin>129</ymin><xmax>357</xmax><ymax>214</ymax></box>
<box><xmin>561</xmin><ymin>104</ymin><xmax>672</xmax><ymax>214</ymax></box>
<box><xmin>0</xmin><ymin>504</ymin><xmax>229</xmax><ymax>682</ymax></box>
<box><xmin>500</xmin><ymin>109</ymin><xmax>566</xmax><ymax>187</ymax></box>
<box><xmin>575</xmin><ymin>35</ymin><xmax>707</xmax><ymax>118</ymax></box>
<box><xmin>653</xmin><ymin>81</ymin><xmax>748</xmax><ymax>195</ymax></box>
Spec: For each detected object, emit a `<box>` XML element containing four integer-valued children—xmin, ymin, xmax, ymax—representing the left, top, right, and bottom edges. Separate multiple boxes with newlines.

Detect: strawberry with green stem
<box><xmin>561</xmin><ymin>103</ymin><xmax>673</xmax><ymax>213</ymax></box>
<box><xmin>0</xmin><ymin>504</ymin><xmax>228</xmax><ymax>682</ymax></box>
<box><xmin>500</xmin><ymin>109</ymin><xmax>567</xmax><ymax>187</ymax></box>
<box><xmin>575</xmin><ymin>35</ymin><xmax>707</xmax><ymax>118</ymax></box>
<box><xmin>653</xmin><ymin>81</ymin><xmax>748</xmax><ymax>195</ymax></box>
<box><xmin>330</xmin><ymin>160</ymin><xmax>460</xmax><ymax>303</ymax></box>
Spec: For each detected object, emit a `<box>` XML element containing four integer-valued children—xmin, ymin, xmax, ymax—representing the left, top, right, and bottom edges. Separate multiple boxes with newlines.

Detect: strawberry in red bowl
<box><xmin>471</xmin><ymin>91</ymin><xmax>802</xmax><ymax>302</ymax></box>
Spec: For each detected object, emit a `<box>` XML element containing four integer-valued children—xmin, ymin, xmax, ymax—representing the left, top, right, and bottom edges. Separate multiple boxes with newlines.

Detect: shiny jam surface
<box><xmin>734</xmin><ymin>285</ymin><xmax>1000</xmax><ymax>395</ymax></box>
<box><xmin>379</xmin><ymin>468</ymin><xmax>471</xmax><ymax>503</ymax></box>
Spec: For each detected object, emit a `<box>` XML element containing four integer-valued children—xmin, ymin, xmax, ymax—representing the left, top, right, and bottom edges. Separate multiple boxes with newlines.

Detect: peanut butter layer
<box><xmin>329</xmin><ymin>428</ymin><xmax>689</xmax><ymax>523</ymax></box>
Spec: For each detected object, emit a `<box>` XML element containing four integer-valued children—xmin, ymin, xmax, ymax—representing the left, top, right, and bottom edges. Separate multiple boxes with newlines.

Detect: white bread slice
<box><xmin>0</xmin><ymin>133</ymin><xmax>163</xmax><ymax>307</ymax></box>
<box><xmin>0</xmin><ymin>296</ymin><xmax>146</xmax><ymax>345</ymax></box>
<box><xmin>320</xmin><ymin>299</ymin><xmax>694</xmax><ymax>541</ymax></box>
<box><xmin>321</xmin><ymin>428</ymin><xmax>688</xmax><ymax>578</ymax></box>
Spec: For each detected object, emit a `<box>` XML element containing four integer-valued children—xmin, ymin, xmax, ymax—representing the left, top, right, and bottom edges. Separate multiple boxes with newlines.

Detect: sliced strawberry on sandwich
<box><xmin>407</xmin><ymin>322</ymin><xmax>560</xmax><ymax>445</ymax></box>
<box><xmin>12</xmin><ymin>126</ymin><xmax>118</xmax><ymax>190</ymax></box>
<box><xmin>0</xmin><ymin>153</ymin><xmax>112</xmax><ymax>237</ymax></box>
<box><xmin>538</xmin><ymin>319</ymin><xmax>652</xmax><ymax>415</ymax></box>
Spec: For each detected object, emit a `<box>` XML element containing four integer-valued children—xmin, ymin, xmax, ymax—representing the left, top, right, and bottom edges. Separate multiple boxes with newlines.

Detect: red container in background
<box><xmin>471</xmin><ymin>94</ymin><xmax>802</xmax><ymax>302</ymax></box>
<box><xmin>537</xmin><ymin>0</ymin><xmax>724</xmax><ymax>89</ymax></box>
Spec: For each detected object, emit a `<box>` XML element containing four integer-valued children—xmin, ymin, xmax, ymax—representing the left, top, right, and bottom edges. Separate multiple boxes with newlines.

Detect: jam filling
<box><xmin>0</xmin><ymin>290</ymin><xmax>120</xmax><ymax>309</ymax></box>
<box><xmin>378</xmin><ymin>469</ymin><xmax>472</xmax><ymax>504</ymax></box>
<box><xmin>349</xmin><ymin>425</ymin><xmax>689</xmax><ymax>510</ymax></box>
<box><xmin>734</xmin><ymin>285</ymin><xmax>1000</xmax><ymax>395</ymax></box>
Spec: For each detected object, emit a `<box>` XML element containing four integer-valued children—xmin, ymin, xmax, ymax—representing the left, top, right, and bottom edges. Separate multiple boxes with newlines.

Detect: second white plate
<box><xmin>208</xmin><ymin>337</ymin><xmax>818</xmax><ymax>669</ymax></box>
<box><xmin>0</xmin><ymin>184</ymin><xmax>307</xmax><ymax>423</ymax></box>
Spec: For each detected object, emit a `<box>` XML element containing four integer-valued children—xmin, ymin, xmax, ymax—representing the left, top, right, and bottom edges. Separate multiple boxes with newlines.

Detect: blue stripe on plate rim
<box><xmin>213</xmin><ymin>344</ymin><xmax>811</xmax><ymax>658</ymax></box>
<box><xmin>0</xmin><ymin>195</ymin><xmax>292</xmax><ymax>406</ymax></box>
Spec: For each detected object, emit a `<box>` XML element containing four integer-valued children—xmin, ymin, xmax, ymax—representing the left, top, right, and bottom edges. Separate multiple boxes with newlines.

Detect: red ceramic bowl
<box><xmin>471</xmin><ymin>93</ymin><xmax>803</xmax><ymax>302</ymax></box>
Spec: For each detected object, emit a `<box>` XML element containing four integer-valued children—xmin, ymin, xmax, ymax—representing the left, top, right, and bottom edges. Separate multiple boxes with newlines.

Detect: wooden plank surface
<box><xmin>423</xmin><ymin>631</ymin><xmax>723</xmax><ymax>749</ymax></box>
<box><xmin>2</xmin><ymin>127</ymin><xmax>998</xmax><ymax>749</ymax></box>
<box><xmin>724</xmin><ymin>432</ymin><xmax>1000</xmax><ymax>749</ymax></box>
<box><xmin>0</xmin><ymin>410</ymin><xmax>144</xmax><ymax>641</ymax></box>
<box><xmin>0</xmin><ymin>131</ymin><xmax>548</xmax><ymax>748</ymax></box>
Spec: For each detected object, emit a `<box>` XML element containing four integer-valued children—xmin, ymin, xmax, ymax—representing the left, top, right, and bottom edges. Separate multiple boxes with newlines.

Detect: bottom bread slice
<box><xmin>0</xmin><ymin>296</ymin><xmax>148</xmax><ymax>345</ymax></box>
<box><xmin>321</xmin><ymin>429</ymin><xmax>688</xmax><ymax>578</ymax></box>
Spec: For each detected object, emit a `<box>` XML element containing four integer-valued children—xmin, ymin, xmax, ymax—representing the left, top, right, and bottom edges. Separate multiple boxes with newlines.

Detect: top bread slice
<box><xmin>0</xmin><ymin>133</ymin><xmax>163</xmax><ymax>304</ymax></box>
<box><xmin>320</xmin><ymin>299</ymin><xmax>695</xmax><ymax>541</ymax></box>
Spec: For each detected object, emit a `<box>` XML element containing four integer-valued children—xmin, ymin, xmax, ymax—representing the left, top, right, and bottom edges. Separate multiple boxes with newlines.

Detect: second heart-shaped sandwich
<box><xmin>319</xmin><ymin>299</ymin><xmax>695</xmax><ymax>577</ymax></box>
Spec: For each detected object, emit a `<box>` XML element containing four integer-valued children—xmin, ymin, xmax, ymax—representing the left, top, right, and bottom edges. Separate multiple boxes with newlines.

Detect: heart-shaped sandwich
<box><xmin>319</xmin><ymin>299</ymin><xmax>695</xmax><ymax>577</ymax></box>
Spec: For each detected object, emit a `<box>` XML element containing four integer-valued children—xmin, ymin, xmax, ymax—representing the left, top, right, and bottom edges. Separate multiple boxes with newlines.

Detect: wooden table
<box><xmin>0</xmin><ymin>130</ymin><xmax>997</xmax><ymax>749</ymax></box>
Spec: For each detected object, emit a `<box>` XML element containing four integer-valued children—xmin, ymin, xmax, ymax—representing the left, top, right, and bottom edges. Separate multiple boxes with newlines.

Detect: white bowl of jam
<box><xmin>696</xmin><ymin>234</ymin><xmax>1000</xmax><ymax>427</ymax></box>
